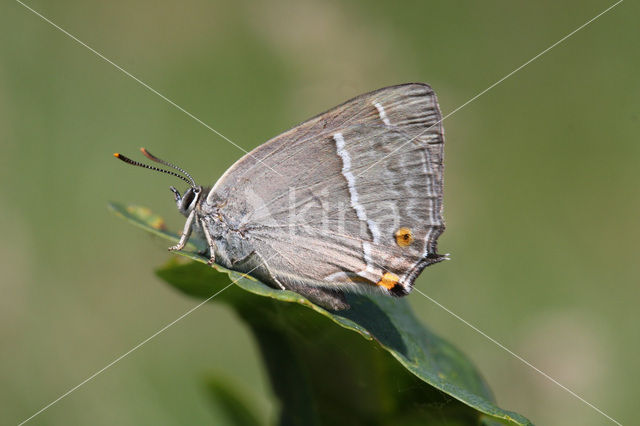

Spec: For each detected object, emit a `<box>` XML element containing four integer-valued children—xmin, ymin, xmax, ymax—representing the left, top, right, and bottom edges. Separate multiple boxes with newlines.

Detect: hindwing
<box><xmin>209</xmin><ymin>83</ymin><xmax>446</xmax><ymax>296</ymax></box>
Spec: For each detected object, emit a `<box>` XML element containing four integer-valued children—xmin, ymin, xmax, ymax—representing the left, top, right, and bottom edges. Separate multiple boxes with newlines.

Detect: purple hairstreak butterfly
<box><xmin>115</xmin><ymin>83</ymin><xmax>446</xmax><ymax>310</ymax></box>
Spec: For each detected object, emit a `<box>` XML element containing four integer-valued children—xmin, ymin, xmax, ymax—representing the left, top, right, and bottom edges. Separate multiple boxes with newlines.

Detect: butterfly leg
<box><xmin>169</xmin><ymin>210</ymin><xmax>195</xmax><ymax>252</ymax></box>
<box><xmin>199</xmin><ymin>218</ymin><xmax>217</xmax><ymax>265</ymax></box>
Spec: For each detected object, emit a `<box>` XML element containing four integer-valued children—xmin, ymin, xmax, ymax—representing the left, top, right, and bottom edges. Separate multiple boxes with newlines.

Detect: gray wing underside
<box><xmin>210</xmin><ymin>83</ymin><xmax>445</xmax><ymax>295</ymax></box>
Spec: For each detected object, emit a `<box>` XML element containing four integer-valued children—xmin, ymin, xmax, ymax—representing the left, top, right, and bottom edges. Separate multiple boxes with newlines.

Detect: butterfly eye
<box><xmin>180</xmin><ymin>188</ymin><xmax>196</xmax><ymax>212</ymax></box>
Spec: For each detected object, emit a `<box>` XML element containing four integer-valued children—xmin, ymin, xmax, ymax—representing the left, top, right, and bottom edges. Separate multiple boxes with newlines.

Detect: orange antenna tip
<box><xmin>140</xmin><ymin>147</ymin><xmax>155</xmax><ymax>161</ymax></box>
<box><xmin>112</xmin><ymin>150</ymin><xmax>194</xmax><ymax>186</ymax></box>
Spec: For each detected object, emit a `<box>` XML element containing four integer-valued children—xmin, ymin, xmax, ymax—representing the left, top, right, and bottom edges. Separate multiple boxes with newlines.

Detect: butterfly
<box><xmin>115</xmin><ymin>83</ymin><xmax>446</xmax><ymax>310</ymax></box>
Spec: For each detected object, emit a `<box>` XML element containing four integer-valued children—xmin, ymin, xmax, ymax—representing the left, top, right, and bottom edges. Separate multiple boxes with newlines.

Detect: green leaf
<box><xmin>109</xmin><ymin>202</ymin><xmax>533</xmax><ymax>425</ymax></box>
<box><xmin>204</xmin><ymin>376</ymin><xmax>264</xmax><ymax>426</ymax></box>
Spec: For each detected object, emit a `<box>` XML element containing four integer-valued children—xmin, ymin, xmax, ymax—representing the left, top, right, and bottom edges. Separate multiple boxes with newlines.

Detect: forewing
<box><xmin>210</xmin><ymin>83</ymin><xmax>445</xmax><ymax>295</ymax></box>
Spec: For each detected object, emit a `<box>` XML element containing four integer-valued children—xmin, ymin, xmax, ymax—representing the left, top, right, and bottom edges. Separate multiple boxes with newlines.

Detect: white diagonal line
<box><xmin>15</xmin><ymin>1</ymin><xmax>625</xmax><ymax>424</ymax></box>
<box><xmin>373</xmin><ymin>259</ymin><xmax>621</xmax><ymax>424</ymax></box>
<box><xmin>15</xmin><ymin>0</ymin><xmax>282</xmax><ymax>176</ymax></box>
<box><xmin>353</xmin><ymin>4</ymin><xmax>625</xmax><ymax>421</ymax></box>
<box><xmin>355</xmin><ymin>0</ymin><xmax>623</xmax><ymax>179</ymax></box>
<box><xmin>17</xmin><ymin>273</ymin><xmax>240</xmax><ymax>425</ymax></box>
<box><xmin>412</xmin><ymin>287</ymin><xmax>621</xmax><ymax>425</ymax></box>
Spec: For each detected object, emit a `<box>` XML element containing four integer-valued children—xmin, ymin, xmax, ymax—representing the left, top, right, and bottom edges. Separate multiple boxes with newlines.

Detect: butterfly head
<box><xmin>114</xmin><ymin>148</ymin><xmax>201</xmax><ymax>218</ymax></box>
<box><xmin>170</xmin><ymin>185</ymin><xmax>203</xmax><ymax>217</ymax></box>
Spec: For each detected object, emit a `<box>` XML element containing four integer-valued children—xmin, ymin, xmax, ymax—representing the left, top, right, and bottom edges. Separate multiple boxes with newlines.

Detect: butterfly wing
<box><xmin>208</xmin><ymin>83</ymin><xmax>445</xmax><ymax>296</ymax></box>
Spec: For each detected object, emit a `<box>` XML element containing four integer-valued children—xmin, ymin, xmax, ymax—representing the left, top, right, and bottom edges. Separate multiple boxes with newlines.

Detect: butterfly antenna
<box><xmin>113</xmin><ymin>153</ymin><xmax>194</xmax><ymax>187</ymax></box>
<box><xmin>140</xmin><ymin>148</ymin><xmax>196</xmax><ymax>187</ymax></box>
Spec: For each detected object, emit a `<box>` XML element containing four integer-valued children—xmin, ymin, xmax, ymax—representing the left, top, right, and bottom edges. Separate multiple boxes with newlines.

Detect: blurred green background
<box><xmin>1</xmin><ymin>0</ymin><xmax>637</xmax><ymax>424</ymax></box>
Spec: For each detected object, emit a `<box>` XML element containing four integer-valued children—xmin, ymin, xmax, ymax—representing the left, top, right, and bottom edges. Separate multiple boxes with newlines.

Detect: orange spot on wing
<box><xmin>377</xmin><ymin>272</ymin><xmax>399</xmax><ymax>290</ymax></box>
<box><xmin>395</xmin><ymin>227</ymin><xmax>414</xmax><ymax>247</ymax></box>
